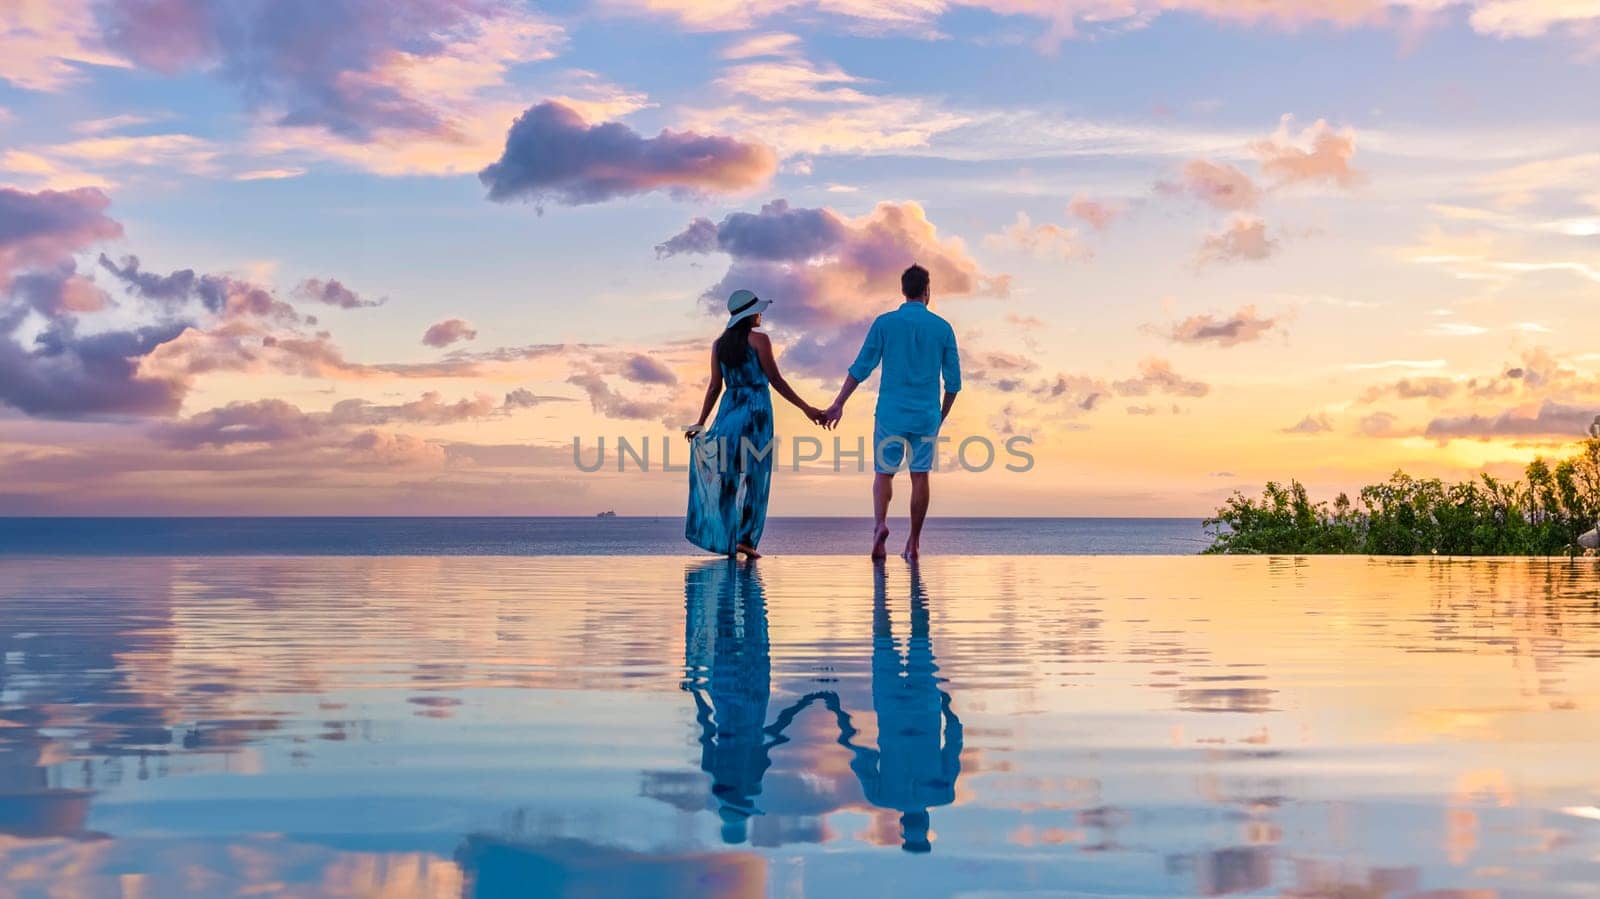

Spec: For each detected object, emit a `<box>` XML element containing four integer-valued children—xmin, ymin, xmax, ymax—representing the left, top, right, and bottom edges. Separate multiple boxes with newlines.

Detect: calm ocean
<box><xmin>0</xmin><ymin>516</ymin><xmax>1209</xmax><ymax>555</ymax></box>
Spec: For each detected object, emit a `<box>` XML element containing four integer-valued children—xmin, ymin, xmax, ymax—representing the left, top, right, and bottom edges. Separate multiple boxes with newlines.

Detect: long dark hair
<box><xmin>715</xmin><ymin>315</ymin><xmax>759</xmax><ymax>368</ymax></box>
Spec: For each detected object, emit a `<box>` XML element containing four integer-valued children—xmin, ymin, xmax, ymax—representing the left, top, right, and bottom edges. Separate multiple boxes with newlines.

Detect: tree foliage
<box><xmin>1204</xmin><ymin>439</ymin><xmax>1600</xmax><ymax>555</ymax></box>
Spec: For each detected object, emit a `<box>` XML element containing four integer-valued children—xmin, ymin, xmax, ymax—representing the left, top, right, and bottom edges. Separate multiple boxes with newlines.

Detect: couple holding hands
<box><xmin>685</xmin><ymin>264</ymin><xmax>961</xmax><ymax>561</ymax></box>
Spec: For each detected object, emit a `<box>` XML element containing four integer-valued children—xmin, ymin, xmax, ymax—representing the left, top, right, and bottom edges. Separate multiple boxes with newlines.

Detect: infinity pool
<box><xmin>1</xmin><ymin>555</ymin><xmax>1597</xmax><ymax>896</ymax></box>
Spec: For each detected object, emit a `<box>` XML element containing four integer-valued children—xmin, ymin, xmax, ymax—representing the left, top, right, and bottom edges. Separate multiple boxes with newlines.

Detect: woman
<box><xmin>685</xmin><ymin>289</ymin><xmax>822</xmax><ymax>559</ymax></box>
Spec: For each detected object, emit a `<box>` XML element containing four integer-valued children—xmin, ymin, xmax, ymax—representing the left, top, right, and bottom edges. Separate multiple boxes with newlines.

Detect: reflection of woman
<box><xmin>683</xmin><ymin>560</ymin><xmax>862</xmax><ymax>845</ymax></box>
<box><xmin>843</xmin><ymin>561</ymin><xmax>963</xmax><ymax>853</ymax></box>
<box><xmin>684</xmin><ymin>290</ymin><xmax>825</xmax><ymax>559</ymax></box>
<box><xmin>683</xmin><ymin>559</ymin><xmax>772</xmax><ymax>843</ymax></box>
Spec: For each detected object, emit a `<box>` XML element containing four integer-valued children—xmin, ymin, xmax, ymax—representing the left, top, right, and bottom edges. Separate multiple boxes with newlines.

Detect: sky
<box><xmin>2</xmin><ymin>0</ymin><xmax>1599</xmax><ymax>516</ymax></box>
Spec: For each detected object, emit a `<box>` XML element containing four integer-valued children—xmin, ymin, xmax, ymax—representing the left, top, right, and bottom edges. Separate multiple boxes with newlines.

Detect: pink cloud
<box><xmin>1015</xmin><ymin>359</ymin><xmax>1212</xmax><ymax>424</ymax></box>
<box><xmin>1161</xmin><ymin>160</ymin><xmax>1262</xmax><ymax>211</ymax></box>
<box><xmin>1068</xmin><ymin>196</ymin><xmax>1122</xmax><ymax>230</ymax></box>
<box><xmin>1252</xmin><ymin>117</ymin><xmax>1363</xmax><ymax>189</ymax></box>
<box><xmin>1197</xmin><ymin>216</ymin><xmax>1277</xmax><ymax>265</ymax></box>
<box><xmin>1112</xmin><ymin>358</ymin><xmax>1210</xmax><ymax>398</ymax></box>
<box><xmin>596</xmin><ymin>0</ymin><xmax>1600</xmax><ymax>52</ymax></box>
<box><xmin>1166</xmin><ymin>304</ymin><xmax>1280</xmax><ymax>346</ymax></box>
<box><xmin>153</xmin><ymin>390</ymin><xmax>530</xmax><ymax>451</ymax></box>
<box><xmin>98</xmin><ymin>0</ymin><xmax>561</xmax><ymax>140</ymax></box>
<box><xmin>984</xmin><ymin>212</ymin><xmax>1091</xmax><ymax>261</ymax></box>
<box><xmin>0</xmin><ymin>0</ymin><xmax>130</xmax><ymax>92</ymax></box>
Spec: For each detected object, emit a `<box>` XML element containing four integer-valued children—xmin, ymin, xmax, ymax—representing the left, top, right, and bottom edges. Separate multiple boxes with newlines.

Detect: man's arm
<box><xmin>939</xmin><ymin>325</ymin><xmax>961</xmax><ymax>424</ymax></box>
<box><xmin>824</xmin><ymin>375</ymin><xmax>860</xmax><ymax>429</ymax></box>
<box><xmin>825</xmin><ymin>319</ymin><xmax>883</xmax><ymax>428</ymax></box>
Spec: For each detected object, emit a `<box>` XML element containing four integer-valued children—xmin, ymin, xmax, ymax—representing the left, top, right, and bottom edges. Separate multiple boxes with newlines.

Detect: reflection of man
<box><xmin>683</xmin><ymin>560</ymin><xmax>772</xmax><ymax>844</ymax></box>
<box><xmin>844</xmin><ymin>561</ymin><xmax>963</xmax><ymax>853</ymax></box>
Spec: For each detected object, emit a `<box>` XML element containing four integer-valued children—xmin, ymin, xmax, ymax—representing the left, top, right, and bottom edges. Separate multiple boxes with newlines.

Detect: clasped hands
<box><xmin>806</xmin><ymin>401</ymin><xmax>844</xmax><ymax>430</ymax></box>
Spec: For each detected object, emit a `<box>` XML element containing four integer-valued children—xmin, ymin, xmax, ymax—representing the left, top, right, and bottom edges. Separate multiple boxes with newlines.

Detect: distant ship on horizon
<box><xmin>596</xmin><ymin>510</ymin><xmax>617</xmax><ymax>519</ymax></box>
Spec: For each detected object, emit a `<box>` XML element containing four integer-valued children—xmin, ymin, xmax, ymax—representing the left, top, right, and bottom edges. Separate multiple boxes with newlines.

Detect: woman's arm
<box><xmin>685</xmin><ymin>345</ymin><xmax>723</xmax><ymax>438</ymax></box>
<box><xmin>751</xmin><ymin>332</ymin><xmax>821</xmax><ymax>421</ymax></box>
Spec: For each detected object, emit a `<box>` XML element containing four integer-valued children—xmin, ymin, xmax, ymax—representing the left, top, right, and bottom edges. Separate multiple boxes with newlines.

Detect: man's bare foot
<box><xmin>901</xmin><ymin>540</ymin><xmax>919</xmax><ymax>560</ymax></box>
<box><xmin>736</xmin><ymin>543</ymin><xmax>762</xmax><ymax>559</ymax></box>
<box><xmin>870</xmin><ymin>524</ymin><xmax>890</xmax><ymax>559</ymax></box>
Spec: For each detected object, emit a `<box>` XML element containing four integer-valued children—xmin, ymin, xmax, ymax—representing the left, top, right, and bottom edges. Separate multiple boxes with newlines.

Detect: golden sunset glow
<box><xmin>1</xmin><ymin>1</ymin><xmax>1597</xmax><ymax>514</ymax></box>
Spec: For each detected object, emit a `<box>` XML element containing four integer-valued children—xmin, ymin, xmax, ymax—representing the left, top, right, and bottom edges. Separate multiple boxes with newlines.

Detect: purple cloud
<box><xmin>623</xmin><ymin>353</ymin><xmax>678</xmax><ymax>386</ymax></box>
<box><xmin>1425</xmin><ymin>399</ymin><xmax>1599</xmax><ymax>441</ymax></box>
<box><xmin>657</xmin><ymin>199</ymin><xmax>848</xmax><ymax>262</ymax></box>
<box><xmin>0</xmin><ymin>187</ymin><xmax>195</xmax><ymax>418</ymax></box>
<box><xmin>152</xmin><ymin>398</ymin><xmax>325</xmax><ymax>449</ymax></box>
<box><xmin>97</xmin><ymin>253</ymin><xmax>198</xmax><ymax>303</ymax></box>
<box><xmin>504</xmin><ymin>388</ymin><xmax>570</xmax><ymax>408</ymax></box>
<box><xmin>1283</xmin><ymin>413</ymin><xmax>1334</xmax><ymax>434</ymax></box>
<box><xmin>1359</xmin><ymin>377</ymin><xmax>1458</xmax><ymax>403</ymax></box>
<box><xmin>294</xmin><ymin>278</ymin><xmax>383</xmax><ymax>309</ymax></box>
<box><xmin>10</xmin><ymin>264</ymin><xmax>111</xmax><ymax>318</ymax></box>
<box><xmin>654</xmin><ymin>217</ymin><xmax>718</xmax><ymax>258</ymax></box>
<box><xmin>0</xmin><ymin>317</ymin><xmax>190</xmax><ymax>418</ymax></box>
<box><xmin>98</xmin><ymin>254</ymin><xmax>301</xmax><ymax>322</ymax></box>
<box><xmin>479</xmin><ymin>101</ymin><xmax>776</xmax><ymax>207</ymax></box>
<box><xmin>1</xmin><ymin>188</ymin><xmax>123</xmax><ymax>286</ymax></box>
<box><xmin>422</xmin><ymin>318</ymin><xmax>477</xmax><ymax>348</ymax></box>
<box><xmin>567</xmin><ymin>371</ymin><xmax>673</xmax><ymax>421</ymax></box>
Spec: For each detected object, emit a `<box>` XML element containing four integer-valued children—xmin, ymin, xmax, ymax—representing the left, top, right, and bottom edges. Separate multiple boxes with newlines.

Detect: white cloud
<box><xmin>1426</xmin><ymin>321</ymin><xmax>1491</xmax><ymax>336</ymax></box>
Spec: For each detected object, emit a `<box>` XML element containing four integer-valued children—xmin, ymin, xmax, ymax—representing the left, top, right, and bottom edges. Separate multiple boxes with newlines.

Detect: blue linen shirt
<box><xmin>846</xmin><ymin>301</ymin><xmax>961</xmax><ymax>435</ymax></box>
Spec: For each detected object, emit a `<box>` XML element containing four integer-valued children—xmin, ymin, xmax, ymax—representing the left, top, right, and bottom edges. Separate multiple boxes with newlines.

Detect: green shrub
<box><xmin>1203</xmin><ymin>438</ymin><xmax>1600</xmax><ymax>555</ymax></box>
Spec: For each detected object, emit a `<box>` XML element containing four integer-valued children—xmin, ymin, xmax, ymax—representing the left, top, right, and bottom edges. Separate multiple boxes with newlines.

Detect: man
<box><xmin>823</xmin><ymin>264</ymin><xmax>960</xmax><ymax>559</ymax></box>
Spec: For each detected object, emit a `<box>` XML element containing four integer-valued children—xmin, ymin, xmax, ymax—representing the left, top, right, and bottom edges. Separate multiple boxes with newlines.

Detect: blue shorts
<box><xmin>874</xmin><ymin>425</ymin><xmax>937</xmax><ymax>474</ymax></box>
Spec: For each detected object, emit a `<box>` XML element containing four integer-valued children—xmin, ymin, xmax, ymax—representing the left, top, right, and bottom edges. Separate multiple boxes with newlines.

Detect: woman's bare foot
<box><xmin>736</xmin><ymin>543</ymin><xmax>762</xmax><ymax>559</ymax></box>
<box><xmin>870</xmin><ymin>524</ymin><xmax>890</xmax><ymax>559</ymax></box>
<box><xmin>901</xmin><ymin>540</ymin><xmax>919</xmax><ymax>560</ymax></box>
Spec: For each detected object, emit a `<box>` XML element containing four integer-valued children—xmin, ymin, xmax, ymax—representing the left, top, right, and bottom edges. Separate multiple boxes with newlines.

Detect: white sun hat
<box><xmin>724</xmin><ymin>289</ymin><xmax>771</xmax><ymax>328</ymax></box>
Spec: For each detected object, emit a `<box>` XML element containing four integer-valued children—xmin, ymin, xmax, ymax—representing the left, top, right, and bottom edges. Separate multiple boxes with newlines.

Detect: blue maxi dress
<box><xmin>686</xmin><ymin>347</ymin><xmax>773</xmax><ymax>554</ymax></box>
